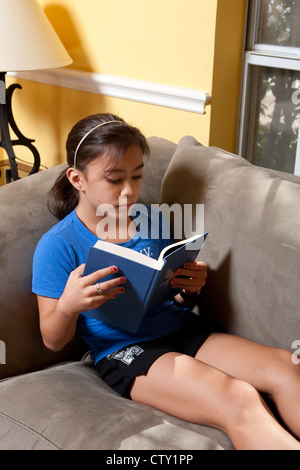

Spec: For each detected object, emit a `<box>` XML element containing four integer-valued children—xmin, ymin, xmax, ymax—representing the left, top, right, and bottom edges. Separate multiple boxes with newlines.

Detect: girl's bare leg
<box><xmin>131</xmin><ymin>343</ymin><xmax>300</xmax><ymax>449</ymax></box>
<box><xmin>196</xmin><ymin>332</ymin><xmax>300</xmax><ymax>440</ymax></box>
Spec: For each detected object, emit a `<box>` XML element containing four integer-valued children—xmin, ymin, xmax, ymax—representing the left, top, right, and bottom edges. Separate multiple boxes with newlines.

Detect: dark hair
<box><xmin>48</xmin><ymin>113</ymin><xmax>149</xmax><ymax>220</ymax></box>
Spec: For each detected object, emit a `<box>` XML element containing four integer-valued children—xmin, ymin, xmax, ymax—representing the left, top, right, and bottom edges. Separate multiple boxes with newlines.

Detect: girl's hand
<box><xmin>59</xmin><ymin>263</ymin><xmax>126</xmax><ymax>317</ymax></box>
<box><xmin>38</xmin><ymin>264</ymin><xmax>126</xmax><ymax>352</ymax></box>
<box><xmin>171</xmin><ymin>260</ymin><xmax>208</xmax><ymax>295</ymax></box>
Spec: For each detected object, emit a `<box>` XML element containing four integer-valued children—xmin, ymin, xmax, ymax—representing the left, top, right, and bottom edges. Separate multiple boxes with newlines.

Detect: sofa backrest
<box><xmin>161</xmin><ymin>136</ymin><xmax>300</xmax><ymax>350</ymax></box>
<box><xmin>0</xmin><ymin>136</ymin><xmax>176</xmax><ymax>380</ymax></box>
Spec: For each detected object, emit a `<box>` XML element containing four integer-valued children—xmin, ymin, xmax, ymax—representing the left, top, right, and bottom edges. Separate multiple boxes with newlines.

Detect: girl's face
<box><xmin>78</xmin><ymin>144</ymin><xmax>144</xmax><ymax>215</ymax></box>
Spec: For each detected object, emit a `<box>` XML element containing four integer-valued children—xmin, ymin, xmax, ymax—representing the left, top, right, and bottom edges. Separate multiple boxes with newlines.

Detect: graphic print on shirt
<box><xmin>139</xmin><ymin>246</ymin><xmax>154</xmax><ymax>257</ymax></box>
<box><xmin>107</xmin><ymin>345</ymin><xmax>144</xmax><ymax>365</ymax></box>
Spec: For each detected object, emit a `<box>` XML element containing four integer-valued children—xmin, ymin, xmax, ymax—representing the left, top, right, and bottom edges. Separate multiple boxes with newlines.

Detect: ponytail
<box><xmin>48</xmin><ymin>168</ymin><xmax>78</xmax><ymax>220</ymax></box>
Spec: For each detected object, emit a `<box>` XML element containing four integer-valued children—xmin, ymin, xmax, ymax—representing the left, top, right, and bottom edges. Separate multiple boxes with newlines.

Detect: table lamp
<box><xmin>0</xmin><ymin>0</ymin><xmax>72</xmax><ymax>183</ymax></box>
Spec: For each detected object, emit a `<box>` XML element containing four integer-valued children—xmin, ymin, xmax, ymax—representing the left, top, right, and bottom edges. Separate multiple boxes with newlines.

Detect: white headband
<box><xmin>73</xmin><ymin>120</ymin><xmax>122</xmax><ymax>168</ymax></box>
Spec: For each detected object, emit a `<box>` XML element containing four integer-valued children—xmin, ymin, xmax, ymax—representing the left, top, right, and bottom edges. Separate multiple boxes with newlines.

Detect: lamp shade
<box><xmin>0</xmin><ymin>0</ymin><xmax>72</xmax><ymax>72</ymax></box>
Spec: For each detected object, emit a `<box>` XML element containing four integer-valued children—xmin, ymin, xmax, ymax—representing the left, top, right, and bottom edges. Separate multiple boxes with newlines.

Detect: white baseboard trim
<box><xmin>8</xmin><ymin>68</ymin><xmax>211</xmax><ymax>114</ymax></box>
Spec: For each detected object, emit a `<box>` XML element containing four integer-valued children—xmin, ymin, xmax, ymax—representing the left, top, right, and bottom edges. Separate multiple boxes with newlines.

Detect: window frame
<box><xmin>238</xmin><ymin>0</ymin><xmax>300</xmax><ymax>175</ymax></box>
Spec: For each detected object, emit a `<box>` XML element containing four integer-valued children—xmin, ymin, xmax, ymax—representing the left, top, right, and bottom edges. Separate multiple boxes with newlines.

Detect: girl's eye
<box><xmin>106</xmin><ymin>178</ymin><xmax>121</xmax><ymax>185</ymax></box>
<box><xmin>106</xmin><ymin>174</ymin><xmax>142</xmax><ymax>184</ymax></box>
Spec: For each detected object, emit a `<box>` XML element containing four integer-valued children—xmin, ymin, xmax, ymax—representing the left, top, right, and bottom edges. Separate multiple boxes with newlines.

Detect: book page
<box><xmin>94</xmin><ymin>239</ymin><xmax>163</xmax><ymax>270</ymax></box>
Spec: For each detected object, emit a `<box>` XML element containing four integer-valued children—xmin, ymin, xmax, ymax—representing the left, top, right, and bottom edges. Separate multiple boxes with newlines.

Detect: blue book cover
<box><xmin>83</xmin><ymin>232</ymin><xmax>208</xmax><ymax>332</ymax></box>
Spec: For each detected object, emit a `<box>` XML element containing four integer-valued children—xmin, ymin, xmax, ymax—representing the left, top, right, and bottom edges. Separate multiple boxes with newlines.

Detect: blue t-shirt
<box><xmin>32</xmin><ymin>206</ymin><xmax>192</xmax><ymax>363</ymax></box>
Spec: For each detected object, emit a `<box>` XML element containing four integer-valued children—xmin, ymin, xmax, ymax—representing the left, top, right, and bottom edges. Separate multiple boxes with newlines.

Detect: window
<box><xmin>238</xmin><ymin>0</ymin><xmax>300</xmax><ymax>175</ymax></box>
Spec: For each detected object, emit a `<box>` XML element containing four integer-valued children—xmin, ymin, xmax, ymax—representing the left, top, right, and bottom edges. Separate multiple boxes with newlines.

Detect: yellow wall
<box><xmin>42</xmin><ymin>0</ymin><xmax>216</xmax><ymax>89</ymax></box>
<box><xmin>1</xmin><ymin>0</ymin><xmax>247</xmax><ymax>170</ymax></box>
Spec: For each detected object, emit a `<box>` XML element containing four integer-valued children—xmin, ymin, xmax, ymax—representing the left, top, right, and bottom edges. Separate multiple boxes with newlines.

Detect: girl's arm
<box><xmin>38</xmin><ymin>295</ymin><xmax>79</xmax><ymax>351</ymax></box>
<box><xmin>38</xmin><ymin>264</ymin><xmax>126</xmax><ymax>351</ymax></box>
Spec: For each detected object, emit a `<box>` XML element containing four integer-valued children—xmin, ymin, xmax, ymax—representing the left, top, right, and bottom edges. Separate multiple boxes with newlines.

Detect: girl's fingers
<box><xmin>183</xmin><ymin>261</ymin><xmax>208</xmax><ymax>271</ymax></box>
<box><xmin>172</xmin><ymin>278</ymin><xmax>204</xmax><ymax>290</ymax></box>
<box><xmin>72</xmin><ymin>263</ymin><xmax>86</xmax><ymax>277</ymax></box>
<box><xmin>81</xmin><ymin>265</ymin><xmax>119</xmax><ymax>285</ymax></box>
<box><xmin>97</xmin><ymin>285</ymin><xmax>126</xmax><ymax>299</ymax></box>
<box><xmin>175</xmin><ymin>268</ymin><xmax>207</xmax><ymax>280</ymax></box>
<box><xmin>171</xmin><ymin>271</ymin><xmax>207</xmax><ymax>292</ymax></box>
<box><xmin>91</xmin><ymin>275</ymin><xmax>126</xmax><ymax>295</ymax></box>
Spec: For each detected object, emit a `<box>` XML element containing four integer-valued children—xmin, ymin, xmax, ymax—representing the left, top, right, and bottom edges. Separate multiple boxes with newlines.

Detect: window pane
<box><xmin>242</xmin><ymin>65</ymin><xmax>300</xmax><ymax>173</ymax></box>
<box><xmin>257</xmin><ymin>0</ymin><xmax>300</xmax><ymax>47</ymax></box>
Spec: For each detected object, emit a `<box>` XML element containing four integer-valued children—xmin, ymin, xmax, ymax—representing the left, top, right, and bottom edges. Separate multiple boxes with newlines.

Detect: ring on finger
<box><xmin>95</xmin><ymin>283</ymin><xmax>103</xmax><ymax>295</ymax></box>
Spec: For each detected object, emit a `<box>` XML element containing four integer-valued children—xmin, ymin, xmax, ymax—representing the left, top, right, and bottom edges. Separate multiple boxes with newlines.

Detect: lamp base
<box><xmin>0</xmin><ymin>72</ymin><xmax>40</xmax><ymax>183</ymax></box>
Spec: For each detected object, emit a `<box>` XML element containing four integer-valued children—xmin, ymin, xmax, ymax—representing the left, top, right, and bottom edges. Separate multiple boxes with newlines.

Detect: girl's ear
<box><xmin>66</xmin><ymin>167</ymin><xmax>85</xmax><ymax>191</ymax></box>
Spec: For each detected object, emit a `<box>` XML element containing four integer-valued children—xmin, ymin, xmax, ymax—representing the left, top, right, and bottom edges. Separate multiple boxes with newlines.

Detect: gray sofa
<box><xmin>0</xmin><ymin>135</ymin><xmax>299</xmax><ymax>450</ymax></box>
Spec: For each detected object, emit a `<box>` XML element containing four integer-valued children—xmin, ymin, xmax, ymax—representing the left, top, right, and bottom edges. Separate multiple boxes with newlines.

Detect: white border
<box><xmin>8</xmin><ymin>68</ymin><xmax>211</xmax><ymax>114</ymax></box>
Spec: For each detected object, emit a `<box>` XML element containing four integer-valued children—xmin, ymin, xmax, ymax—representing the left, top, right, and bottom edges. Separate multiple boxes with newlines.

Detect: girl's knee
<box><xmin>227</xmin><ymin>378</ymin><xmax>260</xmax><ymax>408</ymax></box>
<box><xmin>221</xmin><ymin>377</ymin><xmax>262</xmax><ymax>429</ymax></box>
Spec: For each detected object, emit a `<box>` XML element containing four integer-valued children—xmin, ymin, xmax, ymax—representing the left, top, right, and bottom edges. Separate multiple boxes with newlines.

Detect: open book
<box><xmin>83</xmin><ymin>232</ymin><xmax>208</xmax><ymax>332</ymax></box>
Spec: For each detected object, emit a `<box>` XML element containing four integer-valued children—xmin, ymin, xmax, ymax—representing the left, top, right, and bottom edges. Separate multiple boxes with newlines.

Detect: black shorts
<box><xmin>95</xmin><ymin>314</ymin><xmax>212</xmax><ymax>399</ymax></box>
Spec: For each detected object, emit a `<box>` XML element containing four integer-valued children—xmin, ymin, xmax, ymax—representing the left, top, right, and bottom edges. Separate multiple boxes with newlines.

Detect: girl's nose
<box><xmin>120</xmin><ymin>181</ymin><xmax>134</xmax><ymax>197</ymax></box>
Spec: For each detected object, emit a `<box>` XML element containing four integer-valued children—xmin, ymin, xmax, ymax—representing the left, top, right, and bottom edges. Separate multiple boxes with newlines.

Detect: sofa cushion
<box><xmin>0</xmin><ymin>357</ymin><xmax>232</xmax><ymax>450</ymax></box>
<box><xmin>139</xmin><ymin>136</ymin><xmax>177</xmax><ymax>205</ymax></box>
<box><xmin>160</xmin><ymin>136</ymin><xmax>300</xmax><ymax>350</ymax></box>
<box><xmin>0</xmin><ymin>164</ymin><xmax>87</xmax><ymax>381</ymax></box>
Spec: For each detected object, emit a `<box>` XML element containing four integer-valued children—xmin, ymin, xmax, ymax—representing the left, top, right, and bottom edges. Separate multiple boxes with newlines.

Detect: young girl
<box><xmin>33</xmin><ymin>113</ymin><xmax>300</xmax><ymax>450</ymax></box>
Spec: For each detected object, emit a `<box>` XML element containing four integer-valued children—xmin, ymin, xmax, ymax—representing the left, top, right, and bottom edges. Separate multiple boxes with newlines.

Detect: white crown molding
<box><xmin>8</xmin><ymin>68</ymin><xmax>211</xmax><ymax>114</ymax></box>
